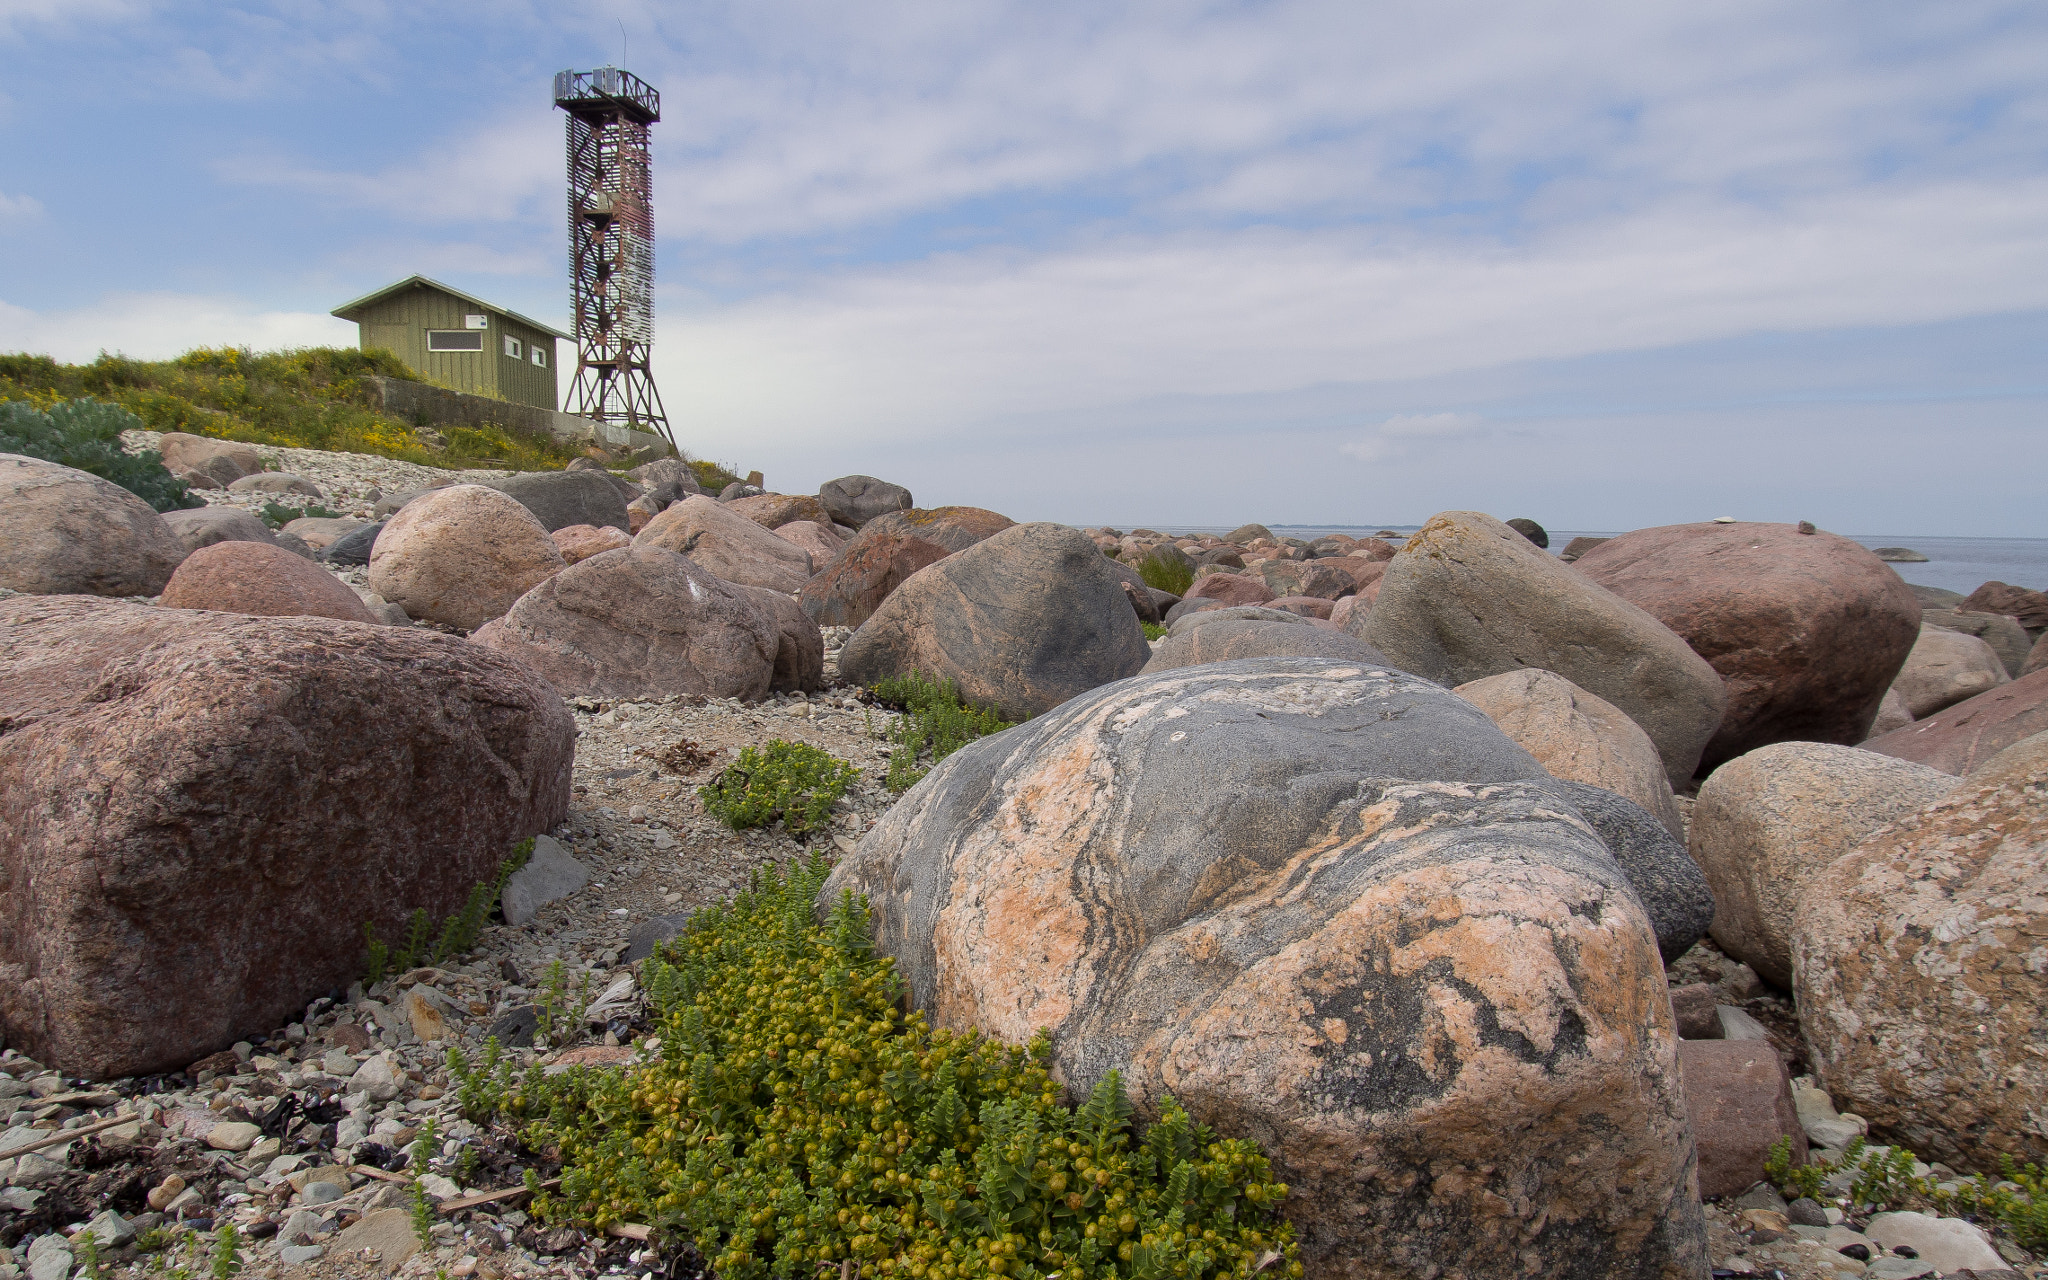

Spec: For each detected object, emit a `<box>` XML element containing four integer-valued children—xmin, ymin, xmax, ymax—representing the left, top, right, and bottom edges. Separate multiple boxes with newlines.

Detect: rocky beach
<box><xmin>1</xmin><ymin>425</ymin><xmax>2045</xmax><ymax>1280</ymax></box>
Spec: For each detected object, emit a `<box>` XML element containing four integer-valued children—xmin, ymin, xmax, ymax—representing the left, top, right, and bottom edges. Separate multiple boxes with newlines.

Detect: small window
<box><xmin>503</xmin><ymin>335</ymin><xmax>522</xmax><ymax>358</ymax></box>
<box><xmin>464</xmin><ymin>314</ymin><xmax>489</xmax><ymax>330</ymax></box>
<box><xmin>530</xmin><ymin>346</ymin><xmax>547</xmax><ymax>368</ymax></box>
<box><xmin>426</xmin><ymin>330</ymin><xmax>484</xmax><ymax>351</ymax></box>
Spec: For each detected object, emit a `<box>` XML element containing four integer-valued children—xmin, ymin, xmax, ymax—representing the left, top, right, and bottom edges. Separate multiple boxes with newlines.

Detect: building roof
<box><xmin>330</xmin><ymin>276</ymin><xmax>573</xmax><ymax>340</ymax></box>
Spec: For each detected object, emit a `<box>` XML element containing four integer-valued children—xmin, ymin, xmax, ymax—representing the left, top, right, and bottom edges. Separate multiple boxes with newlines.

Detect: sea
<box><xmin>1124</xmin><ymin>526</ymin><xmax>2048</xmax><ymax>597</ymax></box>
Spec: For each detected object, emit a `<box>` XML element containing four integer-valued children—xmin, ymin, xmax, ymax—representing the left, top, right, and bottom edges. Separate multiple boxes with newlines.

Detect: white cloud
<box><xmin>217</xmin><ymin>115</ymin><xmax>559</xmax><ymax>224</ymax></box>
<box><xmin>0</xmin><ymin>191</ymin><xmax>41</xmax><ymax>218</ymax></box>
<box><xmin>1340</xmin><ymin>413</ymin><xmax>1485</xmax><ymax>463</ymax></box>
<box><xmin>0</xmin><ymin>293</ymin><xmax>356</xmax><ymax>363</ymax></box>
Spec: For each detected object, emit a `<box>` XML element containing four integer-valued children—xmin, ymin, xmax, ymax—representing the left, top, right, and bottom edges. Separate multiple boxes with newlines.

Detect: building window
<box><xmin>464</xmin><ymin>314</ymin><xmax>489</xmax><ymax>330</ymax></box>
<box><xmin>427</xmin><ymin>330</ymin><xmax>484</xmax><ymax>351</ymax></box>
<box><xmin>531</xmin><ymin>346</ymin><xmax>547</xmax><ymax>368</ymax></box>
<box><xmin>503</xmin><ymin>336</ymin><xmax>523</xmax><ymax>358</ymax></box>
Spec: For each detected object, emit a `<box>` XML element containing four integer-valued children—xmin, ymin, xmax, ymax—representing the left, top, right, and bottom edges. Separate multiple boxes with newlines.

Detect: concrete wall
<box><xmin>364</xmin><ymin>376</ymin><xmax>672</xmax><ymax>458</ymax></box>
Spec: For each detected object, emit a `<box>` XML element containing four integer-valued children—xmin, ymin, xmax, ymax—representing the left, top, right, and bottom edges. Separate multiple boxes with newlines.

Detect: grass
<box><xmin>869</xmin><ymin>670</ymin><xmax>1018</xmax><ymax>792</ymax></box>
<box><xmin>1142</xmin><ymin>622</ymin><xmax>1167</xmax><ymax>641</ymax></box>
<box><xmin>1135</xmin><ymin>552</ymin><xmax>1194</xmax><ymax>598</ymax></box>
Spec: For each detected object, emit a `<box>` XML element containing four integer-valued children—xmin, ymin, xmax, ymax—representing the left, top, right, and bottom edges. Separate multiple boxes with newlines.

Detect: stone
<box><xmin>278</xmin><ymin>1245</ymin><xmax>325</xmax><ymax>1265</ymax></box>
<box><xmin>161</xmin><ymin>506</ymin><xmax>279</xmax><ymax>556</ymax></box>
<box><xmin>1543</xmin><ymin>780</ymin><xmax>1715</xmax><ymax>963</ymax></box>
<box><xmin>1959</xmin><ymin>728</ymin><xmax>2048</xmax><ymax>793</ymax></box>
<box><xmin>732</xmin><ymin>584</ymin><xmax>825</xmax><ymax>695</ymax></box>
<box><xmin>1364</xmin><ymin>512</ymin><xmax>1728</xmax><ymax>786</ymax></box>
<box><xmin>550</xmin><ymin>524</ymin><xmax>631</xmax><ymax>566</ymax></box>
<box><xmin>1691</xmin><ymin>742</ymin><xmax>1954</xmax><ymax>989</ymax></box>
<box><xmin>1891</xmin><ymin>625</ymin><xmax>2009</xmax><ymax>717</ymax></box>
<box><xmin>401</xmin><ymin>988</ymin><xmax>451</xmax><ymax>1043</ymax></box>
<box><xmin>2029</xmin><ymin>632</ymin><xmax>2048</xmax><ymax>676</ymax></box>
<box><xmin>373</xmin><ymin>487</ymin><xmax>437</xmax><ymax>518</ymax></box>
<box><xmin>622</xmin><ymin>915</ymin><xmax>687</xmax><ymax>964</ymax></box>
<box><xmin>0</xmin><ymin>596</ymin><xmax>573</xmax><ymax>1078</ymax></box>
<box><xmin>1575</xmin><ymin>522</ymin><xmax>1922</xmax><ymax>771</ymax></box>
<box><xmin>1328</xmin><ymin>556</ymin><xmax>1388</xmax><ymax>597</ymax></box>
<box><xmin>1261</xmin><ymin>595</ymin><xmax>1334</xmax><ymax>620</ymax></box>
<box><xmin>159</xmin><ymin>540</ymin><xmax>380</xmax><ymax>624</ymax></box>
<box><xmin>855</xmin><ymin>505</ymin><xmax>1015</xmax><ymax>554</ymax></box>
<box><xmin>367</xmin><ymin>485</ymin><xmax>565</xmax><ymax>631</ymax></box>
<box><xmin>1256</xmin><ymin>559</ymin><xmax>1353</xmax><ymax>600</ymax></box>
<box><xmin>273</xmin><ymin>529</ymin><xmax>316</xmax><ymax>560</ymax></box>
<box><xmin>1505</xmin><ymin>517</ymin><xmax>1548</xmax><ymax>548</ymax></box>
<box><xmin>1861</xmin><ymin>1260</ymin><xmax>1934</xmax><ymax>1280</ymax></box>
<box><xmin>500</xmin><ymin>835</ymin><xmax>591</xmax><ymax>927</ymax></box>
<box><xmin>145</xmin><ymin>1174</ymin><xmax>185</xmax><ymax>1210</ymax></box>
<box><xmin>321</xmin><ymin>1047</ymin><xmax>357</xmax><ymax>1076</ymax></box>
<box><xmin>205</xmin><ymin>1121</ymin><xmax>261</xmax><ymax>1152</ymax></box>
<box><xmin>0</xmin><ymin>454</ymin><xmax>187</xmax><ymax>597</ymax></box>
<box><xmin>1139</xmin><ymin>618</ymin><xmax>1390</xmax><ymax>675</ymax></box>
<box><xmin>155</xmin><ymin>432</ymin><xmax>263</xmax><ymax>480</ymax></box>
<box><xmin>837</xmin><ymin>522</ymin><xmax>1150</xmax><ymax>722</ymax></box>
<box><xmin>351</xmin><ymin>1054</ymin><xmax>404</xmax><ymax>1102</ymax></box>
<box><xmin>280</xmin><ymin>516</ymin><xmax>370</xmax><ymax>551</ymax></box>
<box><xmin>825</xmin><ymin>656</ymin><xmax>1703</xmax><ymax>1277</ymax></box>
<box><xmin>470</xmin><ymin>546</ymin><xmax>781</xmax><ymax>701</ymax></box>
<box><xmin>482</xmin><ymin>470</ymin><xmax>630</xmax><ymax>534</ymax></box>
<box><xmin>1221</xmin><ymin>522</ymin><xmax>1273</xmax><ymax>545</ymax></box>
<box><xmin>1670</xmin><ymin>983</ymin><xmax>1721</xmax><ymax>1039</ymax></box>
<box><xmin>1167</xmin><ymin>604</ymin><xmax>1313</xmax><ymax>637</ymax></box>
<box><xmin>321</xmin><ymin>520</ymin><xmax>384</xmax><ymax>566</ymax></box>
<box><xmin>1454</xmin><ymin>668</ymin><xmax>1687</xmax><ymax>839</ymax></box>
<box><xmin>726</xmin><ymin>492</ymin><xmax>832</xmax><ymax>530</ymax></box>
<box><xmin>634</xmin><ymin>494</ymin><xmax>814</xmax><ymax>592</ymax></box>
<box><xmin>1924</xmin><ymin>609</ymin><xmax>2033</xmax><ymax>677</ymax></box>
<box><xmin>1862</xmin><ymin>667</ymin><xmax>2048</xmax><ymax>775</ymax></box>
<box><xmin>1716</xmin><ymin>1005</ymin><xmax>1770</xmax><ymax>1041</ymax></box>
<box><xmin>80</xmin><ymin>1209</ymin><xmax>134</xmax><ymax>1247</ymax></box>
<box><xmin>1791</xmin><ymin>1077</ymin><xmax>1868</xmax><ymax>1150</ymax></box>
<box><xmin>1872</xmin><ymin>547</ymin><xmax>1928</xmax><ymax>562</ymax></box>
<box><xmin>1863</xmin><ymin>1213</ymin><xmax>2006</xmax><ymax>1274</ymax></box>
<box><xmin>26</xmin><ymin>1246</ymin><xmax>70</xmax><ymax>1280</ymax></box>
<box><xmin>484</xmin><ymin>1005</ymin><xmax>538</xmax><ymax>1048</ymax></box>
<box><xmin>626</xmin><ymin>458</ymin><xmax>704</xmax><ymax>496</ymax></box>
<box><xmin>1794</xmin><ymin>775</ymin><xmax>2048</xmax><ymax>1172</ymax></box>
<box><xmin>1962</xmin><ymin>581</ymin><xmax>2048</xmax><ymax>634</ymax></box>
<box><xmin>772</xmin><ymin>520</ymin><xmax>844</xmax><ymax>568</ymax></box>
<box><xmin>1910</xmin><ymin>584</ymin><xmax>1966</xmax><ymax>608</ymax></box>
<box><xmin>817</xmin><ymin>475</ymin><xmax>913</xmax><ymax>528</ymax></box>
<box><xmin>332</xmin><ymin>1208</ymin><xmax>420</xmax><ymax>1274</ymax></box>
<box><xmin>227</xmin><ymin>472</ymin><xmax>322</xmax><ymax>497</ymax></box>
<box><xmin>1182</xmin><ymin>572</ymin><xmax>1275</xmax><ymax>608</ymax></box>
<box><xmin>1678</xmin><ymin>1039</ymin><xmax>1808</xmax><ymax>1200</ymax></box>
<box><xmin>1868</xmin><ymin>687</ymin><xmax>1914</xmax><ymax>739</ymax></box>
<box><xmin>1559</xmin><ymin>536</ymin><xmax>1609</xmax><ymax>562</ymax></box>
<box><xmin>798</xmin><ymin>533</ymin><xmax>950</xmax><ymax>628</ymax></box>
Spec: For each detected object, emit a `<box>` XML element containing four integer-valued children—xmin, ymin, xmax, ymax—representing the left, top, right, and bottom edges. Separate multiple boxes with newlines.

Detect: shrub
<box><xmin>363</xmin><ymin>839</ymin><xmax>533</xmax><ymax>984</ymax></box>
<box><xmin>258</xmin><ymin>500</ymin><xmax>342</xmax><ymax>528</ymax></box>
<box><xmin>1765</xmin><ymin>1134</ymin><xmax>2048</xmax><ymax>1249</ymax></box>
<box><xmin>0</xmin><ymin>397</ymin><xmax>202</xmax><ymax>511</ymax></box>
<box><xmin>450</xmin><ymin>857</ymin><xmax>1302</xmax><ymax>1280</ymax></box>
<box><xmin>870</xmin><ymin>671</ymin><xmax>1017</xmax><ymax>793</ymax></box>
<box><xmin>699</xmin><ymin>741</ymin><xmax>859</xmax><ymax>836</ymax></box>
<box><xmin>1135</xmin><ymin>553</ymin><xmax>1193</xmax><ymax>598</ymax></box>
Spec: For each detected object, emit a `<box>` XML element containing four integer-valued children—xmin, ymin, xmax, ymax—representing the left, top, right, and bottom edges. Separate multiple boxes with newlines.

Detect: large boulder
<box><xmin>1960</xmin><ymin>581</ymin><xmax>2048</xmax><ymax>634</ymax></box>
<box><xmin>1891</xmin><ymin>624</ymin><xmax>2009</xmax><ymax>717</ymax></box>
<box><xmin>1862</xmin><ymin>667</ymin><xmax>2048</xmax><ymax>775</ymax></box>
<box><xmin>0</xmin><ymin>454</ymin><xmax>187</xmax><ymax>597</ymax></box>
<box><xmin>1692</xmin><ymin>742</ymin><xmax>1955</xmax><ymax>989</ymax></box>
<box><xmin>817</xmin><ymin>475</ymin><xmax>913</xmax><ymax>528</ymax></box>
<box><xmin>1679</xmin><ymin>1040</ymin><xmax>1807</xmax><ymax>1200</ymax></box>
<box><xmin>552</xmin><ymin>524</ymin><xmax>632</xmax><ymax>565</ymax></box>
<box><xmin>1544</xmin><ymin>780</ymin><xmax>1713</xmax><ymax>963</ymax></box>
<box><xmin>824</xmin><ymin>658</ymin><xmax>1705</xmax><ymax>1277</ymax></box>
<box><xmin>1184</xmin><ymin>571</ymin><xmax>1275</xmax><ymax>608</ymax></box>
<box><xmin>159</xmin><ymin>541</ymin><xmax>380</xmax><ymax>624</ymax></box>
<box><xmin>837</xmin><ymin>523</ymin><xmax>1149</xmax><ymax>721</ymax></box>
<box><xmin>1792</xmin><ymin>772</ymin><xmax>2048</xmax><ymax>1171</ymax></box>
<box><xmin>726</xmin><ymin>492</ymin><xmax>833</xmax><ymax>530</ymax></box>
<box><xmin>1140</xmin><ymin>618</ymin><xmax>1390</xmax><ymax>674</ymax></box>
<box><xmin>1257</xmin><ymin>559</ymin><xmax>1353</xmax><ymax>601</ymax></box>
<box><xmin>0</xmin><ymin>595</ymin><xmax>573</xmax><ymax>1079</ymax></box>
<box><xmin>732</xmin><ymin>585</ymin><xmax>826</xmax><ymax>695</ymax></box>
<box><xmin>470</xmin><ymin>547</ymin><xmax>780</xmax><ymax>701</ymax></box>
<box><xmin>367</xmin><ymin>485</ymin><xmax>566</xmax><ymax>631</ymax></box>
<box><xmin>1574</xmin><ymin>523</ymin><xmax>1921</xmax><ymax>770</ymax></box>
<box><xmin>1454</xmin><ymin>668</ymin><xmax>1686</xmax><ymax>839</ymax></box>
<box><xmin>857</xmin><ymin>505</ymin><xmax>1015</xmax><ymax>554</ymax></box>
<box><xmin>280</xmin><ymin>516</ymin><xmax>369</xmax><ymax>552</ymax></box>
<box><xmin>772</xmin><ymin>520</ymin><xmax>844</xmax><ymax>569</ymax></box>
<box><xmin>634</xmin><ymin>495</ymin><xmax>814</xmax><ymax>593</ymax></box>
<box><xmin>320</xmin><ymin>520</ymin><xmax>384</xmax><ymax>566</ymax></box>
<box><xmin>1923</xmin><ymin>608</ymin><xmax>2033</xmax><ymax>677</ymax></box>
<box><xmin>228</xmin><ymin>472</ymin><xmax>322</xmax><ymax>498</ymax></box>
<box><xmin>2031</xmin><ymin>632</ymin><xmax>2048</xmax><ymax>677</ymax></box>
<box><xmin>161</xmin><ymin>507</ymin><xmax>280</xmax><ymax>556</ymax></box>
<box><xmin>799</xmin><ymin>533</ymin><xmax>950</xmax><ymax>628</ymax></box>
<box><xmin>1363</xmin><ymin>512</ymin><xmax>1727</xmax><ymax>787</ymax></box>
<box><xmin>154</xmin><ymin>432</ymin><xmax>263</xmax><ymax>481</ymax></box>
<box><xmin>483</xmin><ymin>470</ymin><xmax>631</xmax><ymax>534</ymax></box>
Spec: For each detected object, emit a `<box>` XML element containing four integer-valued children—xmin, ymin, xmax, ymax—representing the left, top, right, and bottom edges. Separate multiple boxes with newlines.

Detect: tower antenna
<box><xmin>552</xmin><ymin>65</ymin><xmax>672</xmax><ymax>451</ymax></box>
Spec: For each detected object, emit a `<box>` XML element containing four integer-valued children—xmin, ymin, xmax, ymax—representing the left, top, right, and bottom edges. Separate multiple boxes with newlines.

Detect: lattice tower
<box><xmin>553</xmin><ymin>68</ymin><xmax>671</xmax><ymax>448</ymax></box>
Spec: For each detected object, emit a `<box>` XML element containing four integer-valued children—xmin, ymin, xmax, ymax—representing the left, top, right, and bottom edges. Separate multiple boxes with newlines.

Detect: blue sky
<box><xmin>3</xmin><ymin>0</ymin><xmax>2045</xmax><ymax>533</ymax></box>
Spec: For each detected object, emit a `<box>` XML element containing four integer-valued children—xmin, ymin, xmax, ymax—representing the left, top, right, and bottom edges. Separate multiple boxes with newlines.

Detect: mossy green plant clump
<box><xmin>450</xmin><ymin>857</ymin><xmax>1301</xmax><ymax>1280</ymax></box>
<box><xmin>700</xmin><ymin>741</ymin><xmax>859</xmax><ymax>836</ymax></box>
<box><xmin>0</xmin><ymin>397</ymin><xmax>202</xmax><ymax>511</ymax></box>
<box><xmin>1135</xmin><ymin>553</ymin><xmax>1193</xmax><ymax>598</ymax></box>
<box><xmin>869</xmin><ymin>671</ymin><xmax>1017</xmax><ymax>793</ymax></box>
<box><xmin>1765</xmin><ymin>1135</ymin><xmax>2048</xmax><ymax>1249</ymax></box>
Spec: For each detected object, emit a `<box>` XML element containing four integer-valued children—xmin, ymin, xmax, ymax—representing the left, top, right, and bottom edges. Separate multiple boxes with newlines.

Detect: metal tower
<box><xmin>553</xmin><ymin>67</ymin><xmax>671</xmax><ymax>448</ymax></box>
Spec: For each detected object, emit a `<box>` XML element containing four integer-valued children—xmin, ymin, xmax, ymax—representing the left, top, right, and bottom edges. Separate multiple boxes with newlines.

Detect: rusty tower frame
<box><xmin>552</xmin><ymin>67</ymin><xmax>672</xmax><ymax>448</ymax></box>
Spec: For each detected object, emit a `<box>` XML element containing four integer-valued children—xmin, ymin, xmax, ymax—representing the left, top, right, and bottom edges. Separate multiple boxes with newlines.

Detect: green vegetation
<box><xmin>699</xmin><ymin>741</ymin><xmax>860</xmax><ymax>836</ymax></box>
<box><xmin>0</xmin><ymin>397</ymin><xmax>202</xmax><ymax>511</ymax></box>
<box><xmin>410</xmin><ymin>1117</ymin><xmax>444</xmax><ymax>1246</ymax></box>
<box><xmin>1141</xmin><ymin>623</ymin><xmax>1167</xmax><ymax>642</ymax></box>
<box><xmin>0</xmin><ymin>346</ymin><xmax>584</xmax><ymax>471</ymax></box>
<box><xmin>1135</xmin><ymin>553</ymin><xmax>1194</xmax><ymax>598</ymax></box>
<box><xmin>363</xmin><ymin>840</ymin><xmax>534</xmax><ymax>985</ymax></box>
<box><xmin>1766</xmin><ymin>1135</ymin><xmax>2048</xmax><ymax>1249</ymax></box>
<box><xmin>208</xmin><ymin>1223</ymin><xmax>243</xmax><ymax>1280</ymax></box>
<box><xmin>257</xmin><ymin>500</ymin><xmax>342</xmax><ymax>528</ymax></box>
<box><xmin>689</xmin><ymin>458</ymin><xmax>744</xmax><ymax>493</ymax></box>
<box><xmin>869</xmin><ymin>671</ymin><xmax>1017</xmax><ymax>793</ymax></box>
<box><xmin>449</xmin><ymin>857</ymin><xmax>1301</xmax><ymax>1280</ymax></box>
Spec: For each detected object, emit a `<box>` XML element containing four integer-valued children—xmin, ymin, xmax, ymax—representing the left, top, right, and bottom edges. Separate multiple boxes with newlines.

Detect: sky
<box><xmin>2</xmin><ymin>1</ymin><xmax>2045</xmax><ymax>534</ymax></box>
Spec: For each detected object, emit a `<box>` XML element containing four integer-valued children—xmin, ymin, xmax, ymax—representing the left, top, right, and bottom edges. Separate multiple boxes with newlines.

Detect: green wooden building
<box><xmin>331</xmin><ymin>276</ymin><xmax>570</xmax><ymax>412</ymax></box>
